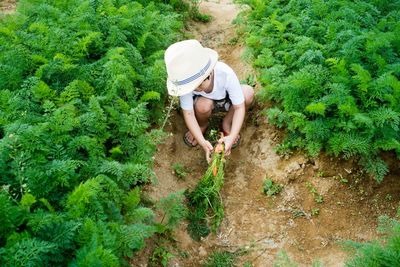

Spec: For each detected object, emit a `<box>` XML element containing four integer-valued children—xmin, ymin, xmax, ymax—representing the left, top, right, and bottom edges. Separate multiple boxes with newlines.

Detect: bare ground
<box><xmin>0</xmin><ymin>0</ymin><xmax>16</xmax><ymax>14</ymax></box>
<box><xmin>137</xmin><ymin>0</ymin><xmax>400</xmax><ymax>266</ymax></box>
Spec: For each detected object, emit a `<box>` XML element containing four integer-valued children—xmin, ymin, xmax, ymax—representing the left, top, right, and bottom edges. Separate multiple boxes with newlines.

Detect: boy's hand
<box><xmin>218</xmin><ymin>134</ymin><xmax>235</xmax><ymax>156</ymax></box>
<box><xmin>200</xmin><ymin>140</ymin><xmax>213</xmax><ymax>163</ymax></box>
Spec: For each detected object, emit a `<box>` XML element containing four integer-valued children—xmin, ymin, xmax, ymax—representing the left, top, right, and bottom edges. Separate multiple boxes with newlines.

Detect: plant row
<box><xmin>0</xmin><ymin>0</ymin><xmax>188</xmax><ymax>265</ymax></box>
<box><xmin>238</xmin><ymin>0</ymin><xmax>400</xmax><ymax>181</ymax></box>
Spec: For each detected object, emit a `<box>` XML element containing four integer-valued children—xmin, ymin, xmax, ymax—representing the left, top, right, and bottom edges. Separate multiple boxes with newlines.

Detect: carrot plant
<box><xmin>238</xmin><ymin>0</ymin><xmax>400</xmax><ymax>182</ymax></box>
<box><xmin>0</xmin><ymin>0</ymin><xmax>187</xmax><ymax>265</ymax></box>
<box><xmin>344</xmin><ymin>214</ymin><xmax>400</xmax><ymax>266</ymax></box>
<box><xmin>186</xmin><ymin>143</ymin><xmax>225</xmax><ymax>240</ymax></box>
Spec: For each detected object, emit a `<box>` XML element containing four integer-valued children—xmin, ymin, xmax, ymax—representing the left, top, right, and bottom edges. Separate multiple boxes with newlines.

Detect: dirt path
<box><xmin>143</xmin><ymin>1</ymin><xmax>400</xmax><ymax>266</ymax></box>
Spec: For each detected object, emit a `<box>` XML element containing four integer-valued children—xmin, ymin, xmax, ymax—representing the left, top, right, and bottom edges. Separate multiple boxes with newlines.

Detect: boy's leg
<box><xmin>194</xmin><ymin>96</ymin><xmax>214</xmax><ymax>131</ymax></box>
<box><xmin>184</xmin><ymin>96</ymin><xmax>214</xmax><ymax>146</ymax></box>
<box><xmin>221</xmin><ymin>84</ymin><xmax>254</xmax><ymax>134</ymax></box>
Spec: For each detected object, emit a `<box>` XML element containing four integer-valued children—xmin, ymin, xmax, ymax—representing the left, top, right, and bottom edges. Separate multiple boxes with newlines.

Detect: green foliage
<box><xmin>0</xmin><ymin>193</ymin><xmax>23</xmax><ymax>239</ymax></box>
<box><xmin>273</xmin><ymin>251</ymin><xmax>298</xmax><ymax>267</ymax></box>
<box><xmin>1</xmin><ymin>238</ymin><xmax>56</xmax><ymax>267</ymax></box>
<box><xmin>238</xmin><ymin>0</ymin><xmax>400</xmax><ymax>181</ymax></box>
<box><xmin>188</xmin><ymin>0</ymin><xmax>212</xmax><ymax>22</ymax></box>
<box><xmin>71</xmin><ymin>243</ymin><xmax>119</xmax><ymax>267</ymax></box>
<box><xmin>117</xmin><ymin>223</ymin><xmax>156</xmax><ymax>258</ymax></box>
<box><xmin>156</xmin><ymin>191</ymin><xmax>188</xmax><ymax>231</ymax></box>
<box><xmin>344</xmin><ymin>215</ymin><xmax>400</xmax><ymax>266</ymax></box>
<box><xmin>149</xmin><ymin>246</ymin><xmax>174</xmax><ymax>267</ymax></box>
<box><xmin>66</xmin><ymin>175</ymin><xmax>123</xmax><ymax>221</ymax></box>
<box><xmin>263</xmin><ymin>178</ymin><xmax>283</xmax><ymax>196</ymax></box>
<box><xmin>172</xmin><ymin>162</ymin><xmax>189</xmax><ymax>179</ymax></box>
<box><xmin>204</xmin><ymin>251</ymin><xmax>236</xmax><ymax>267</ymax></box>
<box><xmin>0</xmin><ymin>0</ymin><xmax>185</xmax><ymax>265</ymax></box>
<box><xmin>186</xmin><ymin>151</ymin><xmax>225</xmax><ymax>240</ymax></box>
<box><xmin>306</xmin><ymin>182</ymin><xmax>324</xmax><ymax>204</ymax></box>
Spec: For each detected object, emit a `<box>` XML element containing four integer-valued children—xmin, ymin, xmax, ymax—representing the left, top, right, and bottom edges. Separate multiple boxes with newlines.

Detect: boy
<box><xmin>164</xmin><ymin>40</ymin><xmax>254</xmax><ymax>162</ymax></box>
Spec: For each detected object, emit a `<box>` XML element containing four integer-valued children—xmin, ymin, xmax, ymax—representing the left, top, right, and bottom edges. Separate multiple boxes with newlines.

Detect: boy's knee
<box><xmin>194</xmin><ymin>98</ymin><xmax>213</xmax><ymax>114</ymax></box>
<box><xmin>241</xmin><ymin>84</ymin><xmax>254</xmax><ymax>107</ymax></box>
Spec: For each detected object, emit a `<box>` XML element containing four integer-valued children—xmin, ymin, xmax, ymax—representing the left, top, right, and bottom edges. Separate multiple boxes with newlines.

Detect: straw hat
<box><xmin>164</xmin><ymin>39</ymin><xmax>218</xmax><ymax>96</ymax></box>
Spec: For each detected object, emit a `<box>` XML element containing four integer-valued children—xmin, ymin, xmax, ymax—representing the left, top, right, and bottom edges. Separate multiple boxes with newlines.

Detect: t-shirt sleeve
<box><xmin>226</xmin><ymin>70</ymin><xmax>244</xmax><ymax>105</ymax></box>
<box><xmin>180</xmin><ymin>93</ymin><xmax>194</xmax><ymax>110</ymax></box>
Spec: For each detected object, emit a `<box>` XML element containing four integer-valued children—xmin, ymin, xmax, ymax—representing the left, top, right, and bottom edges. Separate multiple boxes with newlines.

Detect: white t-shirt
<box><xmin>180</xmin><ymin>61</ymin><xmax>244</xmax><ymax>110</ymax></box>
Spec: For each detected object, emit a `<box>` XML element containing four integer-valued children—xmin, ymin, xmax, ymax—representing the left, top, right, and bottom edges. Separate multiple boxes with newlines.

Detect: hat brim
<box><xmin>167</xmin><ymin>48</ymin><xmax>218</xmax><ymax>97</ymax></box>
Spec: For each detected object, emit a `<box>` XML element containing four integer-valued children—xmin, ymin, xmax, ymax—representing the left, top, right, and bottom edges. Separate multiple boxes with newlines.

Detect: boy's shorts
<box><xmin>193</xmin><ymin>94</ymin><xmax>232</xmax><ymax>113</ymax></box>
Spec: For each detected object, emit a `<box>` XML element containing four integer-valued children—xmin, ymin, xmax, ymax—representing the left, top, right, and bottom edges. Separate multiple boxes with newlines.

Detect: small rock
<box><xmin>355</xmin><ymin>233</ymin><xmax>370</xmax><ymax>241</ymax></box>
<box><xmin>297</xmin><ymin>157</ymin><xmax>307</xmax><ymax>165</ymax></box>
<box><xmin>169</xmin><ymin>259</ymin><xmax>181</xmax><ymax>267</ymax></box>
<box><xmin>312</xmin><ymin>160</ymin><xmax>320</xmax><ymax>170</ymax></box>
<box><xmin>286</xmin><ymin>162</ymin><xmax>301</xmax><ymax>173</ymax></box>
<box><xmin>287</xmin><ymin>219</ymin><xmax>295</xmax><ymax>227</ymax></box>
<box><xmin>198</xmin><ymin>246</ymin><xmax>207</xmax><ymax>257</ymax></box>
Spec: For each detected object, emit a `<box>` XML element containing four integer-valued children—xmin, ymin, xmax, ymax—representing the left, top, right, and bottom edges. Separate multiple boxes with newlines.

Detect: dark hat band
<box><xmin>172</xmin><ymin>59</ymin><xmax>211</xmax><ymax>86</ymax></box>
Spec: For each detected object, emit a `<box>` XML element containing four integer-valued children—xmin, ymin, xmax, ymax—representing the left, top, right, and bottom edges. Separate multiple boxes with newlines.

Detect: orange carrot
<box><xmin>214</xmin><ymin>132</ymin><xmax>225</xmax><ymax>154</ymax></box>
<box><xmin>214</xmin><ymin>143</ymin><xmax>223</xmax><ymax>154</ymax></box>
<box><xmin>213</xmin><ymin>165</ymin><xmax>218</xmax><ymax>176</ymax></box>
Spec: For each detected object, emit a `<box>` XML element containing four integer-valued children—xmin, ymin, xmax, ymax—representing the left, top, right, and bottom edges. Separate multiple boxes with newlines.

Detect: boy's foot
<box><xmin>231</xmin><ymin>134</ymin><xmax>241</xmax><ymax>149</ymax></box>
<box><xmin>221</xmin><ymin>129</ymin><xmax>240</xmax><ymax>149</ymax></box>
<box><xmin>183</xmin><ymin>131</ymin><xmax>198</xmax><ymax>147</ymax></box>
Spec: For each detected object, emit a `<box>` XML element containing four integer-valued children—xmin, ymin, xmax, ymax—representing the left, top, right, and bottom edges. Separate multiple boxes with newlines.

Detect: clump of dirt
<box><xmin>0</xmin><ymin>0</ymin><xmax>16</xmax><ymax>14</ymax></box>
<box><xmin>140</xmin><ymin>0</ymin><xmax>400</xmax><ymax>266</ymax></box>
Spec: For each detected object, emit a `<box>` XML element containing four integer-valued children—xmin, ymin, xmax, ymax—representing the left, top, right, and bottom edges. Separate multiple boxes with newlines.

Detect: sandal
<box><xmin>231</xmin><ymin>134</ymin><xmax>241</xmax><ymax>149</ymax></box>
<box><xmin>183</xmin><ymin>131</ymin><xmax>197</xmax><ymax>147</ymax></box>
<box><xmin>222</xmin><ymin>130</ymin><xmax>240</xmax><ymax>149</ymax></box>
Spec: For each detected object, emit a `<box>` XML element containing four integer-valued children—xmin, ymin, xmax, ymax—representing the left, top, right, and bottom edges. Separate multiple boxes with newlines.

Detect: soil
<box><xmin>138</xmin><ymin>0</ymin><xmax>400</xmax><ymax>266</ymax></box>
<box><xmin>2</xmin><ymin>0</ymin><xmax>397</xmax><ymax>266</ymax></box>
<box><xmin>0</xmin><ymin>0</ymin><xmax>16</xmax><ymax>14</ymax></box>
<box><xmin>1</xmin><ymin>0</ymin><xmax>396</xmax><ymax>266</ymax></box>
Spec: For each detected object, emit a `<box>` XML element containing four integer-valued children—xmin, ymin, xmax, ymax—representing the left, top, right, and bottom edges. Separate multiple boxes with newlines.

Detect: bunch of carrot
<box><xmin>186</xmin><ymin>139</ymin><xmax>225</xmax><ymax>240</ymax></box>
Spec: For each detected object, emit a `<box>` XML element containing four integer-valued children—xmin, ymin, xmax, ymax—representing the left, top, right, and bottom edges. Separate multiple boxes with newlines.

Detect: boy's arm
<box><xmin>182</xmin><ymin>109</ymin><xmax>213</xmax><ymax>162</ymax></box>
<box><xmin>222</xmin><ymin>102</ymin><xmax>245</xmax><ymax>154</ymax></box>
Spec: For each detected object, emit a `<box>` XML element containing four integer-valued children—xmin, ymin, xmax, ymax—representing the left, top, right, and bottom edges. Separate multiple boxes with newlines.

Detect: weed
<box><xmin>263</xmin><ymin>178</ymin><xmax>283</xmax><ymax>196</ymax></box>
<box><xmin>242</xmin><ymin>74</ymin><xmax>257</xmax><ymax>87</ymax></box>
<box><xmin>149</xmin><ymin>246</ymin><xmax>174</xmax><ymax>267</ymax></box>
<box><xmin>189</xmin><ymin>0</ymin><xmax>212</xmax><ymax>22</ymax></box>
<box><xmin>292</xmin><ymin>209</ymin><xmax>306</xmax><ymax>218</ymax></box>
<box><xmin>385</xmin><ymin>194</ymin><xmax>393</xmax><ymax>201</ymax></box>
<box><xmin>273</xmin><ymin>251</ymin><xmax>323</xmax><ymax>267</ymax></box>
<box><xmin>336</xmin><ymin>201</ymin><xmax>344</xmax><ymax>207</ymax></box>
<box><xmin>306</xmin><ymin>182</ymin><xmax>324</xmax><ymax>204</ymax></box>
<box><xmin>178</xmin><ymin>250</ymin><xmax>189</xmax><ymax>259</ymax></box>
<box><xmin>172</xmin><ymin>163</ymin><xmax>189</xmax><ymax>179</ymax></box>
<box><xmin>156</xmin><ymin>191</ymin><xmax>188</xmax><ymax>231</ymax></box>
<box><xmin>192</xmin><ymin>11</ymin><xmax>212</xmax><ymax>22</ymax></box>
<box><xmin>228</xmin><ymin>37</ymin><xmax>239</xmax><ymax>45</ymax></box>
<box><xmin>311</xmin><ymin>208</ymin><xmax>320</xmax><ymax>216</ymax></box>
<box><xmin>204</xmin><ymin>251</ymin><xmax>236</xmax><ymax>267</ymax></box>
<box><xmin>273</xmin><ymin>250</ymin><xmax>298</xmax><ymax>267</ymax></box>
